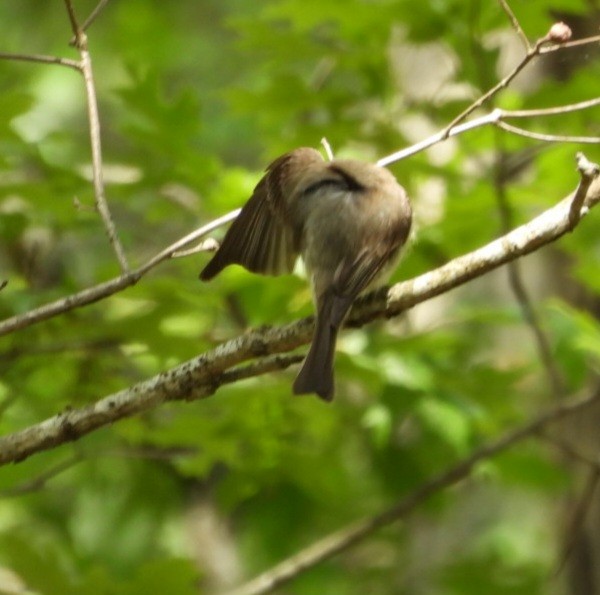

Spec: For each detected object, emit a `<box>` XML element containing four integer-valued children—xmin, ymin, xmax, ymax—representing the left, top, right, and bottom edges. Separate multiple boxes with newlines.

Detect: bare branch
<box><xmin>378</xmin><ymin>161</ymin><xmax>600</xmax><ymax>321</ymax></box>
<box><xmin>321</xmin><ymin>137</ymin><xmax>334</xmax><ymax>161</ymax></box>
<box><xmin>569</xmin><ymin>153</ymin><xmax>600</xmax><ymax>227</ymax></box>
<box><xmin>505</xmin><ymin>97</ymin><xmax>600</xmax><ymax>118</ymax></box>
<box><xmin>81</xmin><ymin>0</ymin><xmax>110</xmax><ymax>33</ymax></box>
<box><xmin>1</xmin><ymin>167</ymin><xmax>599</xmax><ymax>466</ymax></box>
<box><xmin>171</xmin><ymin>238</ymin><xmax>219</xmax><ymax>258</ymax></box>
<box><xmin>138</xmin><ymin>208</ymin><xmax>240</xmax><ymax>274</ymax></box>
<box><xmin>417</xmin><ymin>21</ymin><xmax>591</xmax><ymax>145</ymax></box>
<box><xmin>494</xmin><ymin>147</ymin><xmax>568</xmax><ymax>399</ymax></box>
<box><xmin>224</xmin><ymin>387</ymin><xmax>600</xmax><ymax>595</ymax></box>
<box><xmin>79</xmin><ymin>47</ymin><xmax>129</xmax><ymax>271</ymax></box>
<box><xmin>505</xmin><ymin>259</ymin><xmax>564</xmax><ymax>397</ymax></box>
<box><xmin>556</xmin><ymin>466</ymin><xmax>600</xmax><ymax>577</ymax></box>
<box><xmin>63</xmin><ymin>0</ymin><xmax>129</xmax><ymax>272</ymax></box>
<box><xmin>497</xmin><ymin>0</ymin><xmax>530</xmax><ymax>51</ymax></box>
<box><xmin>0</xmin><ymin>52</ymin><xmax>81</xmax><ymax>71</ymax></box>
<box><xmin>378</xmin><ymin>110</ymin><xmax>502</xmax><ymax>166</ymax></box>
<box><xmin>440</xmin><ymin>36</ymin><xmax>547</xmax><ymax>138</ymax></box>
<box><xmin>539</xmin><ymin>431</ymin><xmax>600</xmax><ymax>467</ymax></box>
<box><xmin>496</xmin><ymin>121</ymin><xmax>600</xmax><ymax>144</ymax></box>
<box><xmin>0</xmin><ymin>208</ymin><xmax>241</xmax><ymax>337</ymax></box>
<box><xmin>540</xmin><ymin>34</ymin><xmax>600</xmax><ymax>54</ymax></box>
<box><xmin>379</xmin><ymin>100</ymin><xmax>600</xmax><ymax>167</ymax></box>
<box><xmin>493</xmin><ymin>149</ymin><xmax>564</xmax><ymax>399</ymax></box>
<box><xmin>0</xmin><ymin>353</ymin><xmax>303</xmax><ymax>466</ymax></box>
<box><xmin>0</xmin><ymin>455</ymin><xmax>81</xmax><ymax>498</ymax></box>
<box><xmin>0</xmin><ymin>273</ymin><xmax>141</xmax><ymax>337</ymax></box>
<box><xmin>63</xmin><ymin>0</ymin><xmax>80</xmax><ymax>39</ymax></box>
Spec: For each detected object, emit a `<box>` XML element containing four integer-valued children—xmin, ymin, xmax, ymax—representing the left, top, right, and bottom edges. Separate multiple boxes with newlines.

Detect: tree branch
<box><xmin>493</xmin><ymin>140</ymin><xmax>564</xmax><ymax>399</ymax></box>
<box><xmin>0</xmin><ymin>454</ymin><xmax>81</xmax><ymax>498</ymax></box>
<box><xmin>440</xmin><ymin>25</ymin><xmax>564</xmax><ymax>138</ymax></box>
<box><xmin>377</xmin><ymin>97</ymin><xmax>600</xmax><ymax>167</ymax></box>
<box><xmin>80</xmin><ymin>0</ymin><xmax>111</xmax><ymax>34</ymax></box>
<box><xmin>0</xmin><ymin>51</ymin><xmax>81</xmax><ymax>71</ymax></box>
<box><xmin>497</xmin><ymin>0</ymin><xmax>530</xmax><ymax>51</ymax></box>
<box><xmin>63</xmin><ymin>0</ymin><xmax>129</xmax><ymax>272</ymax></box>
<box><xmin>0</xmin><ymin>165</ymin><xmax>598</xmax><ymax>467</ymax></box>
<box><xmin>223</xmin><ymin>385</ymin><xmax>600</xmax><ymax>595</ymax></box>
<box><xmin>0</xmin><ymin>208</ymin><xmax>241</xmax><ymax>337</ymax></box>
<box><xmin>0</xmin><ymin>10</ymin><xmax>596</xmax><ymax>335</ymax></box>
<box><xmin>496</xmin><ymin>121</ymin><xmax>600</xmax><ymax>144</ymax></box>
<box><xmin>0</xmin><ymin>354</ymin><xmax>303</xmax><ymax>466</ymax></box>
<box><xmin>379</xmin><ymin>19</ymin><xmax>598</xmax><ymax>167</ymax></box>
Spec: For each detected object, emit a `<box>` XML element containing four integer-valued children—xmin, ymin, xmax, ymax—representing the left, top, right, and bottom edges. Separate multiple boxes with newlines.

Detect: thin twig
<box><xmin>321</xmin><ymin>137</ymin><xmax>334</xmax><ymax>161</ymax></box>
<box><xmin>0</xmin><ymin>95</ymin><xmax>596</xmax><ymax>337</ymax></box>
<box><xmin>570</xmin><ymin>153</ymin><xmax>600</xmax><ymax>227</ymax></box>
<box><xmin>506</xmin><ymin>97</ymin><xmax>600</xmax><ymax>118</ymax></box>
<box><xmin>223</xmin><ymin>388</ymin><xmax>600</xmax><ymax>595</ymax></box>
<box><xmin>497</xmin><ymin>0</ymin><xmax>530</xmax><ymax>51</ymax></box>
<box><xmin>540</xmin><ymin>34</ymin><xmax>600</xmax><ymax>54</ymax></box>
<box><xmin>378</xmin><ymin>100</ymin><xmax>600</xmax><ymax>167</ymax></box>
<box><xmin>79</xmin><ymin>47</ymin><xmax>129</xmax><ymax>271</ymax></box>
<box><xmin>496</xmin><ymin>121</ymin><xmax>600</xmax><ymax>144</ymax></box>
<box><xmin>378</xmin><ymin>110</ymin><xmax>502</xmax><ymax>166</ymax></box>
<box><xmin>437</xmin><ymin>26</ymin><xmax>600</xmax><ymax>140</ymax></box>
<box><xmin>1</xmin><ymin>168</ymin><xmax>599</xmax><ymax>466</ymax></box>
<box><xmin>64</xmin><ymin>0</ymin><xmax>129</xmax><ymax>272</ymax></box>
<box><xmin>441</xmin><ymin>37</ymin><xmax>546</xmax><ymax>138</ymax></box>
<box><xmin>0</xmin><ymin>52</ymin><xmax>81</xmax><ymax>71</ymax></box>
<box><xmin>539</xmin><ymin>431</ymin><xmax>600</xmax><ymax>468</ymax></box>
<box><xmin>378</xmin><ymin>161</ymin><xmax>600</xmax><ymax>321</ymax></box>
<box><xmin>538</xmin><ymin>430</ymin><xmax>600</xmax><ymax>576</ymax></box>
<box><xmin>505</xmin><ymin>260</ymin><xmax>564</xmax><ymax>397</ymax></box>
<box><xmin>493</xmin><ymin>140</ymin><xmax>564</xmax><ymax>399</ymax></box>
<box><xmin>0</xmin><ymin>208</ymin><xmax>241</xmax><ymax>337</ymax></box>
<box><xmin>171</xmin><ymin>238</ymin><xmax>219</xmax><ymax>258</ymax></box>
<box><xmin>0</xmin><ymin>455</ymin><xmax>82</xmax><ymax>498</ymax></box>
<box><xmin>63</xmin><ymin>0</ymin><xmax>80</xmax><ymax>36</ymax></box>
<box><xmin>138</xmin><ymin>209</ymin><xmax>240</xmax><ymax>274</ymax></box>
<box><xmin>555</xmin><ymin>466</ymin><xmax>600</xmax><ymax>578</ymax></box>
<box><xmin>0</xmin><ymin>280</ymin><xmax>7</xmax><ymax>292</ymax></box>
<box><xmin>81</xmin><ymin>0</ymin><xmax>110</xmax><ymax>33</ymax></box>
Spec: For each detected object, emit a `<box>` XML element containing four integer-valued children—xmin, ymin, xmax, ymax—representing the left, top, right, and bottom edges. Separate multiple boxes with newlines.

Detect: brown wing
<box><xmin>199</xmin><ymin>150</ymin><xmax>318</xmax><ymax>281</ymax></box>
<box><xmin>329</xmin><ymin>221</ymin><xmax>411</xmax><ymax>326</ymax></box>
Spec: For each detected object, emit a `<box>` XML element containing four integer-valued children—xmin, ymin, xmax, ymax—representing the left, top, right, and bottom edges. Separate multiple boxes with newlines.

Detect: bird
<box><xmin>200</xmin><ymin>147</ymin><xmax>412</xmax><ymax>400</ymax></box>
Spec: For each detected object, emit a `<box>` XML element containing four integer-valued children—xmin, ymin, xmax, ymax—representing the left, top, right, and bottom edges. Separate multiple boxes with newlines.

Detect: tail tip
<box><xmin>292</xmin><ymin>375</ymin><xmax>334</xmax><ymax>402</ymax></box>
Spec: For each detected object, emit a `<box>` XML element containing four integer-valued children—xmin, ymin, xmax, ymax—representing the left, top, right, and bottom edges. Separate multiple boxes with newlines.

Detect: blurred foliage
<box><xmin>0</xmin><ymin>0</ymin><xmax>599</xmax><ymax>593</ymax></box>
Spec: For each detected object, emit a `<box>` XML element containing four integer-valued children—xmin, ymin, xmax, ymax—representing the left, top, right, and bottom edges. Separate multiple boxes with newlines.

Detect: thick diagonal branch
<box><xmin>0</xmin><ymin>170</ymin><xmax>598</xmax><ymax>467</ymax></box>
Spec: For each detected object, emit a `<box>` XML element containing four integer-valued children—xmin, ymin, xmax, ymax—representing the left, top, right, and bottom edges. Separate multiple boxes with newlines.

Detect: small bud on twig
<box><xmin>547</xmin><ymin>22</ymin><xmax>572</xmax><ymax>44</ymax></box>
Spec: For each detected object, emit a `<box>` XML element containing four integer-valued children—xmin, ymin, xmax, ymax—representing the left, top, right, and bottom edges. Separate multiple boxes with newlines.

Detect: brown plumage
<box><xmin>200</xmin><ymin>148</ymin><xmax>412</xmax><ymax>400</ymax></box>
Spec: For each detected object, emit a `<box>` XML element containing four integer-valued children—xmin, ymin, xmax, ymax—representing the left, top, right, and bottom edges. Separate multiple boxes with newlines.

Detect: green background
<box><xmin>0</xmin><ymin>0</ymin><xmax>599</xmax><ymax>593</ymax></box>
